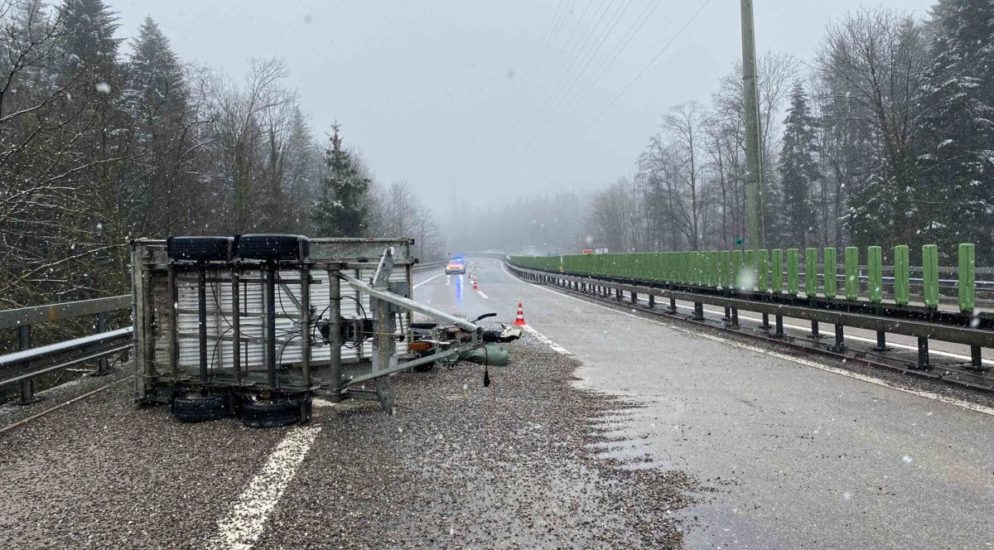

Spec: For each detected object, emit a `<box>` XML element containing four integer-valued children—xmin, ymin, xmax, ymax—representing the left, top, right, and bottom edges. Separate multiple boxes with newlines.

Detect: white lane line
<box><xmin>477</xmin><ymin>290</ymin><xmax>490</xmax><ymax>299</ymax></box>
<box><xmin>521</xmin><ymin>323</ymin><xmax>571</xmax><ymax>355</ymax></box>
<box><xmin>209</xmin><ymin>426</ymin><xmax>322</xmax><ymax>549</ymax></box>
<box><xmin>501</xmin><ymin>264</ymin><xmax>994</xmax><ymax>417</ymax></box>
<box><xmin>415</xmin><ymin>272</ymin><xmax>446</xmax><ymax>289</ymax></box>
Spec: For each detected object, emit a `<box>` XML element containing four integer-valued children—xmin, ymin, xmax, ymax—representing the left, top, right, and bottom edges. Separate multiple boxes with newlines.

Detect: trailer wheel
<box><xmin>241</xmin><ymin>398</ymin><xmax>305</xmax><ymax>428</ymax></box>
<box><xmin>171</xmin><ymin>394</ymin><xmax>225</xmax><ymax>423</ymax></box>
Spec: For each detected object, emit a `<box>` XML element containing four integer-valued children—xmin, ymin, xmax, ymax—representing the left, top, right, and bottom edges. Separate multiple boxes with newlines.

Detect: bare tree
<box><xmin>817</xmin><ymin>9</ymin><xmax>929</xmax><ymax>246</ymax></box>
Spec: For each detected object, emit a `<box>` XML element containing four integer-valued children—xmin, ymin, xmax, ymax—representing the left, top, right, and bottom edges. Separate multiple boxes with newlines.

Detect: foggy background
<box><xmin>107</xmin><ymin>0</ymin><xmax>933</xmax><ymax>247</ymax></box>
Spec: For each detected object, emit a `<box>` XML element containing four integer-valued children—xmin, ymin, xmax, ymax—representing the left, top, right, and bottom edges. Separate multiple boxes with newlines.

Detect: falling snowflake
<box><xmin>95</xmin><ymin>82</ymin><xmax>111</xmax><ymax>94</ymax></box>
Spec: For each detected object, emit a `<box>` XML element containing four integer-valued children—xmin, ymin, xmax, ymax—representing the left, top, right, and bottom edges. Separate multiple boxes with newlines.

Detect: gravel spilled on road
<box><xmin>256</xmin><ymin>334</ymin><xmax>698</xmax><ymax>549</ymax></box>
<box><xmin>1</xmin><ymin>330</ymin><xmax>698</xmax><ymax>548</ymax></box>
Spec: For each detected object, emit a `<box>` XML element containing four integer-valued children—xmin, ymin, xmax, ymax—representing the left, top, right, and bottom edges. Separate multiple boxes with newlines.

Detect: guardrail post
<box><xmin>762</xmin><ymin>313</ymin><xmax>770</xmax><ymax>330</ymax></box>
<box><xmin>874</xmin><ymin>330</ymin><xmax>887</xmax><ymax>352</ymax></box>
<box><xmin>844</xmin><ymin>247</ymin><xmax>859</xmax><ymax>300</ymax></box>
<box><xmin>731</xmin><ymin>250</ymin><xmax>743</xmax><ymax>290</ymax></box>
<box><xmin>893</xmin><ymin>245</ymin><xmax>910</xmax><ymax>306</ymax></box>
<box><xmin>745</xmin><ymin>249</ymin><xmax>756</xmax><ymax>291</ymax></box>
<box><xmin>922</xmin><ymin>244</ymin><xmax>939</xmax><ymax>309</ymax></box>
<box><xmin>774</xmin><ymin>314</ymin><xmax>784</xmax><ymax>338</ymax></box>
<box><xmin>17</xmin><ymin>325</ymin><xmax>42</xmax><ymax>405</ymax></box>
<box><xmin>771</xmin><ymin>249</ymin><xmax>783</xmax><ymax>294</ymax></box>
<box><xmin>758</xmin><ymin>250</ymin><xmax>769</xmax><ymax>293</ymax></box>
<box><xmin>787</xmin><ymin>249</ymin><xmax>800</xmax><ymax>296</ymax></box>
<box><xmin>958</xmin><ymin>243</ymin><xmax>975</xmax><ymax>313</ymax></box>
<box><xmin>823</xmin><ymin>247</ymin><xmax>837</xmax><ymax>298</ymax></box>
<box><xmin>868</xmin><ymin>246</ymin><xmax>883</xmax><ymax>304</ymax></box>
<box><xmin>969</xmin><ymin>346</ymin><xmax>985</xmax><ymax>371</ymax></box>
<box><xmin>630</xmin><ymin>290</ymin><xmax>637</xmax><ymax>304</ymax></box>
<box><xmin>648</xmin><ymin>294</ymin><xmax>655</xmax><ymax>308</ymax></box>
<box><xmin>832</xmin><ymin>323</ymin><xmax>845</xmax><ymax>352</ymax></box>
<box><xmin>693</xmin><ymin>302</ymin><xmax>704</xmax><ymax>320</ymax></box>
<box><xmin>669</xmin><ymin>296</ymin><xmax>677</xmax><ymax>313</ymax></box>
<box><xmin>810</xmin><ymin>320</ymin><xmax>820</xmax><ymax>338</ymax></box>
<box><xmin>804</xmin><ymin>247</ymin><xmax>818</xmax><ymax>298</ymax></box>
<box><xmin>916</xmin><ymin>337</ymin><xmax>930</xmax><ymax>369</ymax></box>
<box><xmin>93</xmin><ymin>312</ymin><xmax>112</xmax><ymax>376</ymax></box>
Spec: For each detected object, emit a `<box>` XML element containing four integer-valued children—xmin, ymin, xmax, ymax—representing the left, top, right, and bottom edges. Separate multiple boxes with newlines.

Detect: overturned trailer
<box><xmin>130</xmin><ymin>235</ymin><xmax>482</xmax><ymax>426</ymax></box>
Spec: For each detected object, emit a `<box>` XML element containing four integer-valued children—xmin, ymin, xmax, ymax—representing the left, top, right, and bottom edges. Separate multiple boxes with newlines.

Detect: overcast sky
<box><xmin>108</xmin><ymin>0</ymin><xmax>935</xmax><ymax>212</ymax></box>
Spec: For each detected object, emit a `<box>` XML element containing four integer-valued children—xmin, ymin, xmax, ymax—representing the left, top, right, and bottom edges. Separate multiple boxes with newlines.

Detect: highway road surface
<box><xmin>1</xmin><ymin>257</ymin><xmax>993</xmax><ymax>548</ymax></box>
<box><xmin>422</xmin><ymin>257</ymin><xmax>994</xmax><ymax>549</ymax></box>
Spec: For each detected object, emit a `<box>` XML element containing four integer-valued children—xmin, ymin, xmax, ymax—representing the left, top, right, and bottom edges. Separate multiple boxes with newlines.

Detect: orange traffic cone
<box><xmin>473</xmin><ymin>277</ymin><xmax>479</xmax><ymax>290</ymax></box>
<box><xmin>514</xmin><ymin>302</ymin><xmax>526</xmax><ymax>326</ymax></box>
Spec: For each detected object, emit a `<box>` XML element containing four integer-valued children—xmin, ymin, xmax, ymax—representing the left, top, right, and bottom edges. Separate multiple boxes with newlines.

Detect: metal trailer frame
<box><xmin>131</xmin><ymin>237</ymin><xmax>481</xmax><ymax>415</ymax></box>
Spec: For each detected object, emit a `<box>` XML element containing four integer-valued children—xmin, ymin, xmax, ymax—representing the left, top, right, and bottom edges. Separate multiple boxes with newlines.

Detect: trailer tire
<box><xmin>171</xmin><ymin>394</ymin><xmax>226</xmax><ymax>423</ymax></box>
<box><xmin>241</xmin><ymin>398</ymin><xmax>305</xmax><ymax>428</ymax></box>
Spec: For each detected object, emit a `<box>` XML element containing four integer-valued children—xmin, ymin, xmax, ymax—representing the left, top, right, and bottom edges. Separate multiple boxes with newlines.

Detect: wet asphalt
<box><xmin>0</xmin><ymin>265</ymin><xmax>694</xmax><ymax>549</ymax></box>
<box><xmin>475</xmin><ymin>258</ymin><xmax>994</xmax><ymax>549</ymax></box>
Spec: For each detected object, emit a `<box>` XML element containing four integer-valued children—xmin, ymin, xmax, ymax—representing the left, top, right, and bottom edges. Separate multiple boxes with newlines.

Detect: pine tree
<box><xmin>779</xmin><ymin>81</ymin><xmax>820</xmax><ymax>248</ymax></box>
<box><xmin>122</xmin><ymin>17</ymin><xmax>194</xmax><ymax>235</ymax></box>
<box><xmin>919</xmin><ymin>0</ymin><xmax>994</xmax><ymax>260</ymax></box>
<box><xmin>312</xmin><ymin>125</ymin><xmax>370</xmax><ymax>237</ymax></box>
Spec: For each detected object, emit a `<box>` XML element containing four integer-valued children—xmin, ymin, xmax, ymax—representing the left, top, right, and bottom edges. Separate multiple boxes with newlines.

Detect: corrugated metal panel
<box><xmin>164</xmin><ymin>267</ymin><xmax>411</xmax><ymax>375</ymax></box>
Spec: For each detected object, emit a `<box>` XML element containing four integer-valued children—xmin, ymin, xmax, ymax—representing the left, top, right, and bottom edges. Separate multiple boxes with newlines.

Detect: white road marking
<box><xmin>209</xmin><ymin>426</ymin><xmax>322</xmax><ymax>549</ymax></box>
<box><xmin>476</xmin><ymin>290</ymin><xmax>490</xmax><ymax>299</ymax></box>
<box><xmin>500</xmin><ymin>264</ymin><xmax>994</xmax><ymax>417</ymax></box>
<box><xmin>415</xmin><ymin>272</ymin><xmax>445</xmax><ymax>289</ymax></box>
<box><xmin>521</xmin><ymin>323</ymin><xmax>571</xmax><ymax>355</ymax></box>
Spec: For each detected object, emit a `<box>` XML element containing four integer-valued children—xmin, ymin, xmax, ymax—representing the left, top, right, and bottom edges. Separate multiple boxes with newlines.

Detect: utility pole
<box><xmin>740</xmin><ymin>0</ymin><xmax>765</xmax><ymax>249</ymax></box>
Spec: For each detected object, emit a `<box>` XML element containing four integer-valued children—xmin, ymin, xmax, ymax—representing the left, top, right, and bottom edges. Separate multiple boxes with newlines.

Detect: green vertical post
<box><xmin>771</xmin><ymin>249</ymin><xmax>783</xmax><ymax>294</ymax></box>
<box><xmin>717</xmin><ymin>251</ymin><xmax>727</xmax><ymax>288</ymax></box>
<box><xmin>958</xmin><ymin>243</ymin><xmax>976</xmax><ymax>312</ymax></box>
<box><xmin>710</xmin><ymin>251</ymin><xmax>721</xmax><ymax>288</ymax></box>
<box><xmin>844</xmin><ymin>247</ymin><xmax>859</xmax><ymax>300</ymax></box>
<box><xmin>867</xmin><ymin>246</ymin><xmax>882</xmax><ymax>304</ymax></box>
<box><xmin>787</xmin><ymin>248</ymin><xmax>800</xmax><ymax>296</ymax></box>
<box><xmin>804</xmin><ymin>247</ymin><xmax>818</xmax><ymax>298</ymax></box>
<box><xmin>731</xmin><ymin>250</ymin><xmax>743</xmax><ymax>290</ymax></box>
<box><xmin>893</xmin><ymin>245</ymin><xmax>910</xmax><ymax>306</ymax></box>
<box><xmin>745</xmin><ymin>249</ymin><xmax>756</xmax><ymax>290</ymax></box>
<box><xmin>757</xmin><ymin>249</ymin><xmax>769</xmax><ymax>292</ymax></box>
<box><xmin>922</xmin><ymin>244</ymin><xmax>939</xmax><ymax>309</ymax></box>
<box><xmin>823</xmin><ymin>247</ymin><xmax>837</xmax><ymax>298</ymax></box>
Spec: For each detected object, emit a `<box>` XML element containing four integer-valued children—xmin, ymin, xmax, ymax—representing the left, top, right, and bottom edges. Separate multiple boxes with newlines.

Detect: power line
<box><xmin>489</xmin><ymin>0</ymin><xmax>633</xmax><ymax>180</ymax></box>
<box><xmin>519</xmin><ymin>0</ymin><xmax>569</xmax><ymax>86</ymax></box>
<box><xmin>522</xmin><ymin>0</ymin><xmax>714</xmax><ymax>183</ymax></box>
<box><xmin>475</xmin><ymin>0</ymin><xmax>580</xmax><ymax>163</ymax></box>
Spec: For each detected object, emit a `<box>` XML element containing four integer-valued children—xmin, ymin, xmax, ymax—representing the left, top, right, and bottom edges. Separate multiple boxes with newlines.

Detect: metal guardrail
<box><xmin>506</xmin><ymin>262</ymin><xmax>994</xmax><ymax>371</ymax></box>
<box><xmin>510</xmin><ymin>244</ymin><xmax>984</xmax><ymax>312</ymax></box>
<box><xmin>1</xmin><ymin>295</ymin><xmax>132</xmax><ymax>405</ymax></box>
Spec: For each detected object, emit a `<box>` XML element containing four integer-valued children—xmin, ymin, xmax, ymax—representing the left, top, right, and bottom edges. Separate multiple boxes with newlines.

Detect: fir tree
<box><xmin>122</xmin><ymin>17</ymin><xmax>192</xmax><ymax>235</ymax></box>
<box><xmin>919</xmin><ymin>0</ymin><xmax>994</xmax><ymax>259</ymax></box>
<box><xmin>312</xmin><ymin>124</ymin><xmax>370</xmax><ymax>237</ymax></box>
<box><xmin>779</xmin><ymin>81</ymin><xmax>820</xmax><ymax>248</ymax></box>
